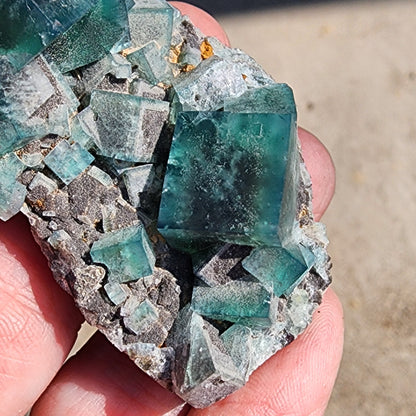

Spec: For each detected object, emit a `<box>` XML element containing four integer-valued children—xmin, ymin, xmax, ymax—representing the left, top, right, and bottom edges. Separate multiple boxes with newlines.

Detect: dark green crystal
<box><xmin>158</xmin><ymin>111</ymin><xmax>296</xmax><ymax>249</ymax></box>
<box><xmin>0</xmin><ymin>0</ymin><xmax>98</xmax><ymax>70</ymax></box>
<box><xmin>44</xmin><ymin>0</ymin><xmax>130</xmax><ymax>73</ymax></box>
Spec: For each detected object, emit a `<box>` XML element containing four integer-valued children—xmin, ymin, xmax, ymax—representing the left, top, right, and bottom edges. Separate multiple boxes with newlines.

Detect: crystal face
<box><xmin>0</xmin><ymin>0</ymin><xmax>332</xmax><ymax>408</ymax></box>
<box><xmin>158</xmin><ymin>111</ymin><xmax>295</xmax><ymax>249</ymax></box>
<box><xmin>0</xmin><ymin>0</ymin><xmax>99</xmax><ymax>70</ymax></box>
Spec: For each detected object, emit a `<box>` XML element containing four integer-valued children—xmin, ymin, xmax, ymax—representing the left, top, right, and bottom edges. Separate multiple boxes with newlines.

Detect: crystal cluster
<box><xmin>0</xmin><ymin>0</ymin><xmax>331</xmax><ymax>408</ymax></box>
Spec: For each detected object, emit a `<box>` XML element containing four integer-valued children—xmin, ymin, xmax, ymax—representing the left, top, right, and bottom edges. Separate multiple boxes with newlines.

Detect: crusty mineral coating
<box><xmin>0</xmin><ymin>0</ymin><xmax>331</xmax><ymax>408</ymax></box>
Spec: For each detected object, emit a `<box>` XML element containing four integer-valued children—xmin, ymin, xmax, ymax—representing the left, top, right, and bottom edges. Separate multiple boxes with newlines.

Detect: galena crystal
<box><xmin>0</xmin><ymin>0</ymin><xmax>332</xmax><ymax>408</ymax></box>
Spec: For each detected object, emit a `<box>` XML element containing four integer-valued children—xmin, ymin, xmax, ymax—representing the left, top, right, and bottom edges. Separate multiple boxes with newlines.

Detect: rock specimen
<box><xmin>0</xmin><ymin>0</ymin><xmax>331</xmax><ymax>408</ymax></box>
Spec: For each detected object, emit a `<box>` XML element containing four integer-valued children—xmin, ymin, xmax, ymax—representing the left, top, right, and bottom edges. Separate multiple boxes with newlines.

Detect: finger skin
<box><xmin>31</xmin><ymin>3</ymin><xmax>339</xmax><ymax>416</ymax></box>
<box><xmin>31</xmin><ymin>333</ymin><xmax>187</xmax><ymax>416</ymax></box>
<box><xmin>0</xmin><ymin>215</ymin><xmax>83</xmax><ymax>416</ymax></box>
<box><xmin>298</xmin><ymin>128</ymin><xmax>336</xmax><ymax>221</ymax></box>
<box><xmin>188</xmin><ymin>289</ymin><xmax>344</xmax><ymax>416</ymax></box>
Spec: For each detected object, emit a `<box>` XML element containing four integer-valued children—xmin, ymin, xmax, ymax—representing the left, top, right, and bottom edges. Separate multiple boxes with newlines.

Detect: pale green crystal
<box><xmin>0</xmin><ymin>56</ymin><xmax>79</xmax><ymax>156</ymax></box>
<box><xmin>128</xmin><ymin>0</ymin><xmax>174</xmax><ymax>54</ymax></box>
<box><xmin>124</xmin><ymin>299</ymin><xmax>159</xmax><ymax>335</ymax></box>
<box><xmin>191</xmin><ymin>281</ymin><xmax>272</xmax><ymax>325</ymax></box>
<box><xmin>89</xmin><ymin>90</ymin><xmax>169</xmax><ymax>162</ymax></box>
<box><xmin>90</xmin><ymin>224</ymin><xmax>156</xmax><ymax>283</ymax></box>
<box><xmin>0</xmin><ymin>153</ymin><xmax>27</xmax><ymax>221</ymax></box>
<box><xmin>104</xmin><ymin>281</ymin><xmax>128</xmax><ymax>305</ymax></box>
<box><xmin>44</xmin><ymin>140</ymin><xmax>94</xmax><ymax>185</ymax></box>
<box><xmin>173</xmin><ymin>56</ymin><xmax>248</xmax><ymax>111</ymax></box>
<box><xmin>242</xmin><ymin>247</ymin><xmax>308</xmax><ymax>297</ymax></box>
<box><xmin>167</xmin><ymin>307</ymin><xmax>244</xmax><ymax>406</ymax></box>
<box><xmin>126</xmin><ymin>41</ymin><xmax>170</xmax><ymax>85</ymax></box>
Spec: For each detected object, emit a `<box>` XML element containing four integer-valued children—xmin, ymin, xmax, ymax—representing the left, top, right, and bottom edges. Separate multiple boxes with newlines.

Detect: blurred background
<box><xmin>184</xmin><ymin>0</ymin><xmax>415</xmax><ymax>414</ymax></box>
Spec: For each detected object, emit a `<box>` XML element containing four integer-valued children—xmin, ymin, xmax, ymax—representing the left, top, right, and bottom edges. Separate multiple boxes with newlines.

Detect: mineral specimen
<box><xmin>0</xmin><ymin>0</ymin><xmax>331</xmax><ymax>408</ymax></box>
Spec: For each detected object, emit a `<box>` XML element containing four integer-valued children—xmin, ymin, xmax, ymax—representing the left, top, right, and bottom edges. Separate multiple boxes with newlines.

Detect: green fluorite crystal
<box><xmin>90</xmin><ymin>224</ymin><xmax>156</xmax><ymax>283</ymax></box>
<box><xmin>0</xmin><ymin>0</ymin><xmax>332</xmax><ymax>409</ymax></box>
<box><xmin>242</xmin><ymin>247</ymin><xmax>308</xmax><ymax>297</ymax></box>
<box><xmin>44</xmin><ymin>0</ymin><xmax>130</xmax><ymax>73</ymax></box>
<box><xmin>191</xmin><ymin>281</ymin><xmax>273</xmax><ymax>325</ymax></box>
<box><xmin>126</xmin><ymin>40</ymin><xmax>170</xmax><ymax>85</ymax></box>
<box><xmin>0</xmin><ymin>0</ymin><xmax>98</xmax><ymax>70</ymax></box>
<box><xmin>158</xmin><ymin>111</ymin><xmax>295</xmax><ymax>249</ymax></box>
<box><xmin>0</xmin><ymin>153</ymin><xmax>27</xmax><ymax>221</ymax></box>
<box><xmin>0</xmin><ymin>56</ymin><xmax>79</xmax><ymax>157</ymax></box>
<box><xmin>44</xmin><ymin>140</ymin><xmax>94</xmax><ymax>185</ymax></box>
<box><xmin>128</xmin><ymin>0</ymin><xmax>174</xmax><ymax>53</ymax></box>
<box><xmin>89</xmin><ymin>89</ymin><xmax>169</xmax><ymax>162</ymax></box>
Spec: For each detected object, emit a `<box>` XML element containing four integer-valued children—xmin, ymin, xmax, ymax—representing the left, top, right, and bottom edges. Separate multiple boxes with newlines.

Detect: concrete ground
<box><xmin>71</xmin><ymin>1</ymin><xmax>416</xmax><ymax>415</ymax></box>
<box><xmin>214</xmin><ymin>1</ymin><xmax>416</xmax><ymax>414</ymax></box>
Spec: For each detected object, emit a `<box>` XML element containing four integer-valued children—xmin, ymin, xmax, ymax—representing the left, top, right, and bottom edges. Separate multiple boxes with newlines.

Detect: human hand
<box><xmin>0</xmin><ymin>3</ymin><xmax>342</xmax><ymax>415</ymax></box>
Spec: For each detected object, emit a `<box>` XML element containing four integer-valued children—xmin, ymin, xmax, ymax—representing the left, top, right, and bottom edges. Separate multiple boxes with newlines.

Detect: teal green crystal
<box><xmin>44</xmin><ymin>0</ymin><xmax>130</xmax><ymax>73</ymax></box>
<box><xmin>242</xmin><ymin>247</ymin><xmax>308</xmax><ymax>297</ymax></box>
<box><xmin>89</xmin><ymin>89</ymin><xmax>169</xmax><ymax>162</ymax></box>
<box><xmin>44</xmin><ymin>140</ymin><xmax>94</xmax><ymax>185</ymax></box>
<box><xmin>191</xmin><ymin>282</ymin><xmax>272</xmax><ymax>325</ymax></box>
<box><xmin>158</xmin><ymin>111</ymin><xmax>296</xmax><ymax>249</ymax></box>
<box><xmin>128</xmin><ymin>0</ymin><xmax>174</xmax><ymax>54</ymax></box>
<box><xmin>90</xmin><ymin>224</ymin><xmax>156</xmax><ymax>283</ymax></box>
<box><xmin>0</xmin><ymin>153</ymin><xmax>27</xmax><ymax>221</ymax></box>
<box><xmin>0</xmin><ymin>0</ymin><xmax>98</xmax><ymax>70</ymax></box>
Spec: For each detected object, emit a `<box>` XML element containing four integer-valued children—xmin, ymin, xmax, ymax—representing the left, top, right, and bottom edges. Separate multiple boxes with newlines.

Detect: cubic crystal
<box><xmin>90</xmin><ymin>224</ymin><xmax>156</xmax><ymax>283</ymax></box>
<box><xmin>89</xmin><ymin>90</ymin><xmax>169</xmax><ymax>162</ymax></box>
<box><xmin>242</xmin><ymin>247</ymin><xmax>308</xmax><ymax>297</ymax></box>
<box><xmin>158</xmin><ymin>111</ymin><xmax>296</xmax><ymax>249</ymax></box>
<box><xmin>0</xmin><ymin>153</ymin><xmax>27</xmax><ymax>221</ymax></box>
<box><xmin>44</xmin><ymin>140</ymin><xmax>94</xmax><ymax>185</ymax></box>
<box><xmin>0</xmin><ymin>0</ymin><xmax>98</xmax><ymax>70</ymax></box>
<box><xmin>44</xmin><ymin>0</ymin><xmax>130</xmax><ymax>73</ymax></box>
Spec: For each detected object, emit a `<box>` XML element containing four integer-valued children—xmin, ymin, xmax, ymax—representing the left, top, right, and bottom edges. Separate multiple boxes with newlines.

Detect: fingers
<box><xmin>171</xmin><ymin>2</ymin><xmax>335</xmax><ymax>221</ymax></box>
<box><xmin>298</xmin><ymin>128</ymin><xmax>336</xmax><ymax>221</ymax></box>
<box><xmin>0</xmin><ymin>215</ymin><xmax>83</xmax><ymax>416</ymax></box>
<box><xmin>188</xmin><ymin>289</ymin><xmax>344</xmax><ymax>416</ymax></box>
<box><xmin>31</xmin><ymin>332</ymin><xmax>187</xmax><ymax>416</ymax></box>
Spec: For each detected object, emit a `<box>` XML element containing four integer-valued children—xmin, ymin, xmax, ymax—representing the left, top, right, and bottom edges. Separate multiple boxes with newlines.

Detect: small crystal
<box><xmin>89</xmin><ymin>90</ymin><xmax>169</xmax><ymax>162</ymax></box>
<box><xmin>0</xmin><ymin>153</ymin><xmax>27</xmax><ymax>221</ymax></box>
<box><xmin>104</xmin><ymin>281</ymin><xmax>128</xmax><ymax>305</ymax></box>
<box><xmin>0</xmin><ymin>56</ymin><xmax>79</xmax><ymax>156</ymax></box>
<box><xmin>90</xmin><ymin>224</ymin><xmax>156</xmax><ymax>283</ymax></box>
<box><xmin>126</xmin><ymin>41</ymin><xmax>170</xmax><ymax>85</ymax></box>
<box><xmin>122</xmin><ymin>164</ymin><xmax>160</xmax><ymax>209</ymax></box>
<box><xmin>242</xmin><ymin>247</ymin><xmax>308</xmax><ymax>297</ymax></box>
<box><xmin>128</xmin><ymin>0</ymin><xmax>174</xmax><ymax>54</ymax></box>
<box><xmin>44</xmin><ymin>140</ymin><xmax>94</xmax><ymax>185</ymax></box>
